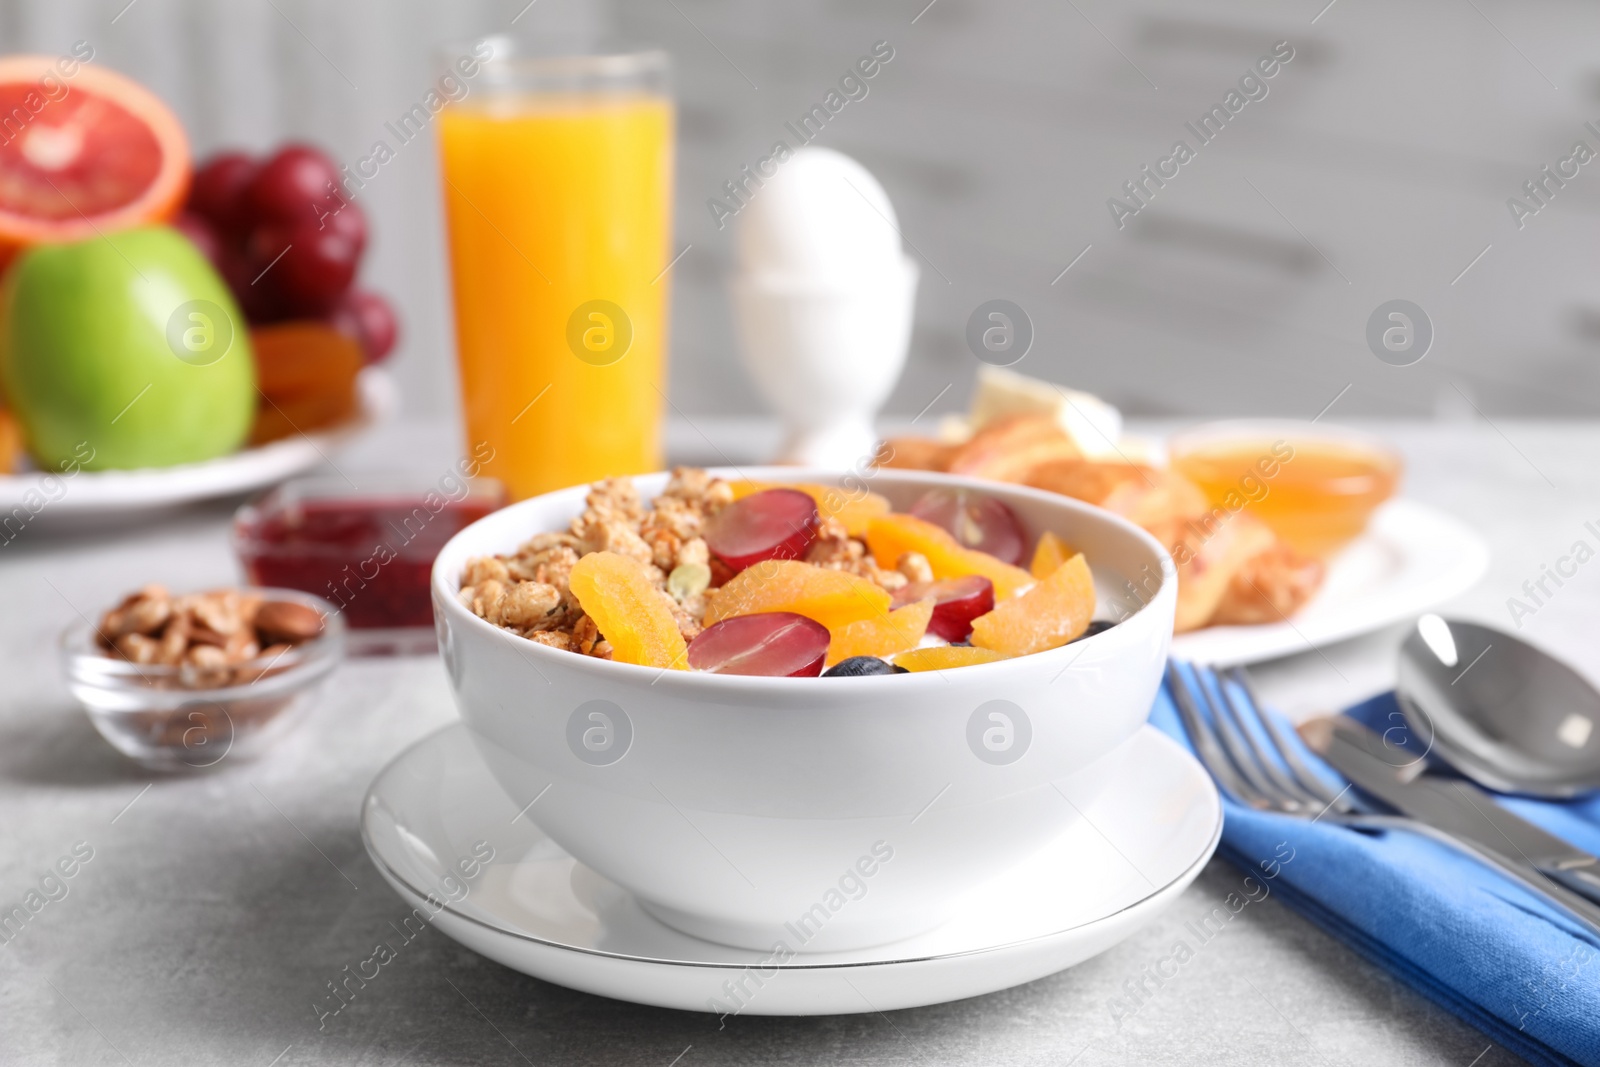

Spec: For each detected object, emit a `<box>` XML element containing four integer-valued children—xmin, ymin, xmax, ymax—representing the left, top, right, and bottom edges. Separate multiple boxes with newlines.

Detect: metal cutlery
<box><xmin>1167</xmin><ymin>662</ymin><xmax>1600</xmax><ymax>937</ymax></box>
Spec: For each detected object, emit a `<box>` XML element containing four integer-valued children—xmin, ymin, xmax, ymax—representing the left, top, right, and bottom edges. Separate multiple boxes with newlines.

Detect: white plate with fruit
<box><xmin>0</xmin><ymin>58</ymin><xmax>397</xmax><ymax>520</ymax></box>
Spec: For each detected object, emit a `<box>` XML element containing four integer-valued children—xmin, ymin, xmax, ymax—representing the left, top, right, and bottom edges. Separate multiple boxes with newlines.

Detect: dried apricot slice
<box><xmin>1029</xmin><ymin>531</ymin><xmax>1076</xmax><ymax>580</ymax></box>
<box><xmin>568</xmin><ymin>551</ymin><xmax>688</xmax><ymax>669</ymax></box>
<box><xmin>0</xmin><ymin>407</ymin><xmax>20</xmax><ymax>473</ymax></box>
<box><xmin>971</xmin><ymin>554</ymin><xmax>1095</xmax><ymax>656</ymax></box>
<box><xmin>248</xmin><ymin>381</ymin><xmax>358</xmax><ymax>445</ymax></box>
<box><xmin>894</xmin><ymin>645</ymin><xmax>1011</xmax><ymax>672</ymax></box>
<box><xmin>865</xmin><ymin>514</ymin><xmax>1034</xmax><ymax>600</ymax></box>
<box><xmin>728</xmin><ymin>481</ymin><xmax>891</xmax><ymax>537</ymax></box>
<box><xmin>826</xmin><ymin>597</ymin><xmax>933</xmax><ymax>666</ymax></box>
<box><xmin>252</xmin><ymin>321</ymin><xmax>363</xmax><ymax>399</ymax></box>
<box><xmin>703</xmin><ymin>559</ymin><xmax>891</xmax><ymax>633</ymax></box>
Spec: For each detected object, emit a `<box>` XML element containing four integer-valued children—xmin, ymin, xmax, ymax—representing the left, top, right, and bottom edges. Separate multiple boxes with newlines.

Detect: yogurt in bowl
<box><xmin>431</xmin><ymin>467</ymin><xmax>1176</xmax><ymax>952</ymax></box>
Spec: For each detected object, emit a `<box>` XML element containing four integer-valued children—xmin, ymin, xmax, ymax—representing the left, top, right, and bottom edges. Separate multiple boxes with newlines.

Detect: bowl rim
<box><xmin>62</xmin><ymin>586</ymin><xmax>347</xmax><ymax>702</ymax></box>
<box><xmin>432</xmin><ymin>466</ymin><xmax>1177</xmax><ymax>690</ymax></box>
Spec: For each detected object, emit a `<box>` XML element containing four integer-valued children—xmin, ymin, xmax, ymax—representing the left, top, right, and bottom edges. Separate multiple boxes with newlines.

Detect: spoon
<box><xmin>1396</xmin><ymin>614</ymin><xmax>1600</xmax><ymax>798</ymax></box>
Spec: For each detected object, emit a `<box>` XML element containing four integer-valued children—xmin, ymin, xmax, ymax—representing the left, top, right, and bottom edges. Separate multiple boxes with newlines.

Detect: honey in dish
<box><xmin>1171</xmin><ymin>435</ymin><xmax>1401</xmax><ymax>560</ymax></box>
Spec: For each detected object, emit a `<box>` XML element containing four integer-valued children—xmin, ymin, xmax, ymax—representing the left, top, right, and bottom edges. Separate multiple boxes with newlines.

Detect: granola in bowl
<box><xmin>458</xmin><ymin>467</ymin><xmax>1107</xmax><ymax>677</ymax></box>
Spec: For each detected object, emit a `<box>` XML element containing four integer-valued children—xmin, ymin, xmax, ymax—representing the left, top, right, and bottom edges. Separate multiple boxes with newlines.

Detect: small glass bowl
<box><xmin>61</xmin><ymin>589</ymin><xmax>346</xmax><ymax>771</ymax></box>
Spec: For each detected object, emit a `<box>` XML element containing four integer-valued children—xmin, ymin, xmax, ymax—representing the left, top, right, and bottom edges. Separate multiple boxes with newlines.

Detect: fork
<box><xmin>1166</xmin><ymin>661</ymin><xmax>1600</xmax><ymax>936</ymax></box>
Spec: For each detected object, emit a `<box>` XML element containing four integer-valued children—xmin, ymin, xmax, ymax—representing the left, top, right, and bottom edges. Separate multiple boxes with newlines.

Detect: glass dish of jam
<box><xmin>234</xmin><ymin>474</ymin><xmax>505</xmax><ymax>654</ymax></box>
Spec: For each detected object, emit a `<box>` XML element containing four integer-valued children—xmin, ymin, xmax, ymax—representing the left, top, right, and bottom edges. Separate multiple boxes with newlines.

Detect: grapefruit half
<box><xmin>0</xmin><ymin>57</ymin><xmax>190</xmax><ymax>266</ymax></box>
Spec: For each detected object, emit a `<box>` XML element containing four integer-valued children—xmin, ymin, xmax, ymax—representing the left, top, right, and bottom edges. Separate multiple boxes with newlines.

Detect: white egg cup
<box><xmin>731</xmin><ymin>256</ymin><xmax>919</xmax><ymax>469</ymax></box>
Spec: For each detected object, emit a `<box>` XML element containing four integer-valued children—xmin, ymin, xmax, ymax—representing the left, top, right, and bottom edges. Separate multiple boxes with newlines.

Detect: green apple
<box><xmin>0</xmin><ymin>225</ymin><xmax>256</xmax><ymax>470</ymax></box>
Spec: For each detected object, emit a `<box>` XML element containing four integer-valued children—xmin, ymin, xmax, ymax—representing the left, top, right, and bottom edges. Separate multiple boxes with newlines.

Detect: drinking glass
<box><xmin>438</xmin><ymin>45</ymin><xmax>674</xmax><ymax>500</ymax></box>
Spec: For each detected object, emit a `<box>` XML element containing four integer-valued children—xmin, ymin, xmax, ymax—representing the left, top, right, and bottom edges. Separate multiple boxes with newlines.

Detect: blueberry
<box><xmin>824</xmin><ymin>656</ymin><xmax>896</xmax><ymax>677</ymax></box>
<box><xmin>1068</xmin><ymin>619</ymin><xmax>1117</xmax><ymax>644</ymax></box>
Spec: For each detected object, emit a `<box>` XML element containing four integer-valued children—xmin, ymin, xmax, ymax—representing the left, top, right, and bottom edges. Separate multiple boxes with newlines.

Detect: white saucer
<box><xmin>360</xmin><ymin>722</ymin><xmax>1221</xmax><ymax>1015</ymax></box>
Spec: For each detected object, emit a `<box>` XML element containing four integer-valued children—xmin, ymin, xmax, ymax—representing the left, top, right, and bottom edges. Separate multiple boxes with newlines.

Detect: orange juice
<box><xmin>1170</xmin><ymin>426</ymin><xmax>1402</xmax><ymax>560</ymax></box>
<box><xmin>439</xmin><ymin>80</ymin><xmax>674</xmax><ymax>500</ymax></box>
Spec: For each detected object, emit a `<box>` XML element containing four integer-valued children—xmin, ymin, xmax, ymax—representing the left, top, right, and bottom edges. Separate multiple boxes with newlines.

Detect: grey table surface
<box><xmin>1</xmin><ymin>416</ymin><xmax>1593</xmax><ymax>1067</ymax></box>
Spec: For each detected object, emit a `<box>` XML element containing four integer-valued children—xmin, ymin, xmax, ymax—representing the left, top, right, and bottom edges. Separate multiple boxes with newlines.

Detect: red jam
<box><xmin>235</xmin><ymin>479</ymin><xmax>502</xmax><ymax>631</ymax></box>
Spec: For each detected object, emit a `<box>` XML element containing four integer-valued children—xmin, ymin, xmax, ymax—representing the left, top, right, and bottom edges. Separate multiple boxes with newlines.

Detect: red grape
<box><xmin>909</xmin><ymin>489</ymin><xmax>1026</xmax><ymax>565</ymax></box>
<box><xmin>329</xmin><ymin>289</ymin><xmax>398</xmax><ymax>362</ymax></box>
<box><xmin>687</xmin><ymin>612</ymin><xmax>829</xmax><ymax>677</ymax></box>
<box><xmin>892</xmin><ymin>575</ymin><xmax>995</xmax><ymax>642</ymax></box>
<box><xmin>247</xmin><ymin>221</ymin><xmax>359</xmax><ymax>316</ymax></box>
<box><xmin>173</xmin><ymin>212</ymin><xmax>223</xmax><ymax>269</ymax></box>
<box><xmin>219</xmin><ymin>242</ymin><xmax>280</xmax><ymax>322</ymax></box>
<box><xmin>188</xmin><ymin>151</ymin><xmax>257</xmax><ymax>237</ymax></box>
<box><xmin>704</xmin><ymin>488</ymin><xmax>819</xmax><ymax>571</ymax></box>
<box><xmin>321</xmin><ymin>198</ymin><xmax>367</xmax><ymax>254</ymax></box>
<box><xmin>244</xmin><ymin>143</ymin><xmax>344</xmax><ymax>227</ymax></box>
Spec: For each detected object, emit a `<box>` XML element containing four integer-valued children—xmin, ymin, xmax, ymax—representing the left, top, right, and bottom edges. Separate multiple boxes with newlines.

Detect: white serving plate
<box><xmin>361</xmin><ymin>721</ymin><xmax>1222</xmax><ymax>1015</ymax></box>
<box><xmin>0</xmin><ymin>367</ymin><xmax>397</xmax><ymax>518</ymax></box>
<box><xmin>1171</xmin><ymin>499</ymin><xmax>1489</xmax><ymax>666</ymax></box>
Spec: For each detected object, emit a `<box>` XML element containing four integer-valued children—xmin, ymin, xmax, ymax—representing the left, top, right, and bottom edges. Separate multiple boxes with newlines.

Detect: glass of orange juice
<box><xmin>1168</xmin><ymin>420</ymin><xmax>1403</xmax><ymax>560</ymax></box>
<box><xmin>437</xmin><ymin>45</ymin><xmax>674</xmax><ymax>500</ymax></box>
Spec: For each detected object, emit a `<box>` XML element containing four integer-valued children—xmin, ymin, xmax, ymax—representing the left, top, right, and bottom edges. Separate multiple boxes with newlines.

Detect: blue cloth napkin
<box><xmin>1153</xmin><ymin>663</ymin><xmax>1600</xmax><ymax>1067</ymax></box>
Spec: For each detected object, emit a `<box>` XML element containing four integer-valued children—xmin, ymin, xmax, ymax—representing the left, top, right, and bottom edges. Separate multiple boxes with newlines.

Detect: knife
<box><xmin>1305</xmin><ymin>717</ymin><xmax>1600</xmax><ymax>924</ymax></box>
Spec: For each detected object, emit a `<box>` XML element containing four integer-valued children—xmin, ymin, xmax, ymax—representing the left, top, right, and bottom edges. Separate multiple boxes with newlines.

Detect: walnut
<box><xmin>572</xmin><ymin>614</ymin><xmax>603</xmax><ymax>656</ymax></box>
<box><xmin>581</xmin><ymin>478</ymin><xmax>644</xmax><ymax>522</ymax></box>
<box><xmin>101</xmin><ymin>585</ymin><xmax>171</xmax><ymax>639</ymax></box>
<box><xmin>517</xmin><ymin>531</ymin><xmax>581</xmax><ymax>555</ymax></box>
<box><xmin>187</xmin><ymin>644</ymin><xmax>230</xmax><ymax>669</ymax></box>
<box><xmin>462</xmin><ymin>556</ymin><xmax>510</xmax><ymax>587</ymax></box>
<box><xmin>114</xmin><ymin>632</ymin><xmax>159</xmax><ymax>664</ymax></box>
<box><xmin>896</xmin><ymin>551</ymin><xmax>934</xmax><ymax>584</ymax></box>
<box><xmin>642</xmin><ymin>495</ymin><xmax>705</xmax><ymax>540</ymax></box>
<box><xmin>676</xmin><ymin>537</ymin><xmax>710</xmax><ymax>570</ymax></box>
<box><xmin>490</xmin><ymin>581</ymin><xmax>563</xmax><ymax>629</ymax></box>
<box><xmin>190</xmin><ymin>590</ymin><xmax>246</xmax><ymax>637</ymax></box>
<box><xmin>571</xmin><ymin>511</ymin><xmax>654</xmax><ymax>565</ymax></box>
<box><xmin>658</xmin><ymin>467</ymin><xmax>733</xmax><ymax>514</ymax></box>
<box><xmin>866</xmin><ymin>564</ymin><xmax>909</xmax><ymax>591</ymax></box>
<box><xmin>642</xmin><ymin>526</ymin><xmax>682</xmax><ymax>572</ymax></box>
<box><xmin>664</xmin><ymin>592</ymin><xmax>704</xmax><ymax>643</ymax></box>
<box><xmin>466</xmin><ymin>579</ymin><xmax>507</xmax><ymax>620</ymax></box>
<box><xmin>527</xmin><ymin>630</ymin><xmax>576</xmax><ymax>652</ymax></box>
<box><xmin>156</xmin><ymin>614</ymin><xmax>192</xmax><ymax>665</ymax></box>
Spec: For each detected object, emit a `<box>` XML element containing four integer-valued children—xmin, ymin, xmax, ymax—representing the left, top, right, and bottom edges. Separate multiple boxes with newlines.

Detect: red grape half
<box><xmin>909</xmin><ymin>488</ymin><xmax>1026</xmax><ymax>565</ymax></box>
<box><xmin>686</xmin><ymin>612</ymin><xmax>829</xmax><ymax>677</ymax></box>
<box><xmin>892</xmin><ymin>575</ymin><xmax>995</xmax><ymax>642</ymax></box>
<box><xmin>704</xmin><ymin>488</ymin><xmax>819</xmax><ymax>572</ymax></box>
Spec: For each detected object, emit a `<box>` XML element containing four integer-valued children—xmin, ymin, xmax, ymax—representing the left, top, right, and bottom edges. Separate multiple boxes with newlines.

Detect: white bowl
<box><xmin>431</xmin><ymin>468</ymin><xmax>1177</xmax><ymax>952</ymax></box>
